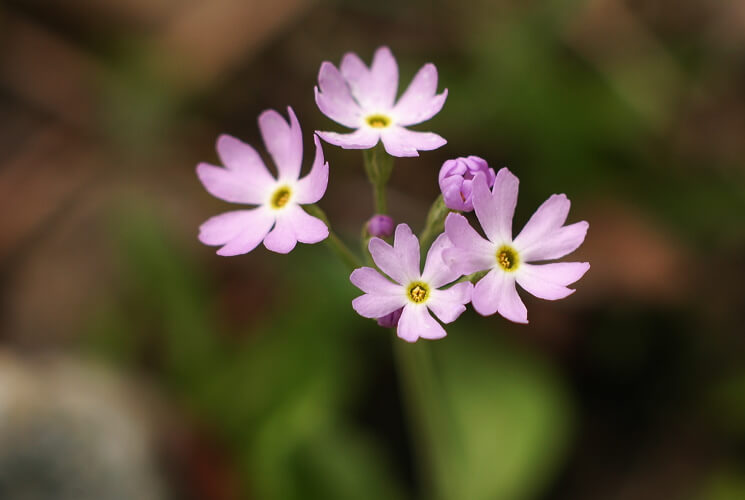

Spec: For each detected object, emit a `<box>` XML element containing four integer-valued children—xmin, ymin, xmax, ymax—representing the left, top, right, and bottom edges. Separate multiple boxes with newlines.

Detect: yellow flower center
<box><xmin>366</xmin><ymin>114</ymin><xmax>392</xmax><ymax>128</ymax></box>
<box><xmin>407</xmin><ymin>282</ymin><xmax>430</xmax><ymax>304</ymax></box>
<box><xmin>270</xmin><ymin>186</ymin><xmax>291</xmax><ymax>209</ymax></box>
<box><xmin>496</xmin><ymin>245</ymin><xmax>519</xmax><ymax>272</ymax></box>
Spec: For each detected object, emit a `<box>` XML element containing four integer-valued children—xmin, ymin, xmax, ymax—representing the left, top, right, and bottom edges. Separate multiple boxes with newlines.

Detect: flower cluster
<box><xmin>196</xmin><ymin>46</ymin><xmax>589</xmax><ymax>342</ymax></box>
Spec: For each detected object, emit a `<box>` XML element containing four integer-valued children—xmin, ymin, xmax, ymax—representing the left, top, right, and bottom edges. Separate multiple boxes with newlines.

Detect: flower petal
<box><xmin>369</xmin><ymin>46</ymin><xmax>399</xmax><ymax>109</ymax></box>
<box><xmin>340</xmin><ymin>51</ymin><xmax>369</xmax><ymax>90</ymax></box>
<box><xmin>421</xmin><ymin>233</ymin><xmax>461</xmax><ymax>288</ymax></box>
<box><xmin>380</xmin><ymin>127</ymin><xmax>446</xmax><ymax>157</ymax></box>
<box><xmin>394</xmin><ymin>63</ymin><xmax>447</xmax><ymax>126</ymax></box>
<box><xmin>352</xmin><ymin>294</ymin><xmax>407</xmax><ymax>319</ymax></box>
<box><xmin>516</xmin><ymin>262</ymin><xmax>589</xmax><ymax>300</ymax></box>
<box><xmin>473</xmin><ymin>168</ymin><xmax>518</xmax><ymax>244</ymax></box>
<box><xmin>315</xmin><ymin>62</ymin><xmax>364</xmax><ymax>128</ymax></box>
<box><xmin>443</xmin><ymin>213</ymin><xmax>495</xmax><ymax>275</ymax></box>
<box><xmin>285</xmin><ymin>205</ymin><xmax>329</xmax><ymax>244</ymax></box>
<box><xmin>258</xmin><ymin>107</ymin><xmax>303</xmax><ymax>181</ymax></box>
<box><xmin>316</xmin><ymin>128</ymin><xmax>380</xmax><ymax>150</ymax></box>
<box><xmin>294</xmin><ymin>135</ymin><xmax>329</xmax><ymax>205</ymax></box>
<box><xmin>350</xmin><ymin>267</ymin><xmax>403</xmax><ymax>296</ymax></box>
<box><xmin>472</xmin><ymin>269</ymin><xmax>527</xmax><ymax>323</ymax></box>
<box><xmin>368</xmin><ymin>239</ymin><xmax>406</xmax><ymax>284</ymax></box>
<box><xmin>216</xmin><ymin>134</ymin><xmax>275</xmax><ymax>182</ymax></box>
<box><xmin>392</xmin><ymin>223</ymin><xmax>421</xmax><ymax>281</ymax></box>
<box><xmin>341</xmin><ymin>47</ymin><xmax>398</xmax><ymax>111</ymax></box>
<box><xmin>368</xmin><ymin>224</ymin><xmax>420</xmax><ymax>285</ymax></box>
<box><xmin>519</xmin><ymin>221</ymin><xmax>589</xmax><ymax>261</ymax></box>
<box><xmin>196</xmin><ymin>162</ymin><xmax>268</xmax><ymax>205</ymax></box>
<box><xmin>427</xmin><ymin>282</ymin><xmax>473</xmax><ymax>324</ymax></box>
<box><xmin>244</xmin><ymin>205</ymin><xmax>326</xmax><ymax>250</ymax></box>
<box><xmin>397</xmin><ymin>305</ymin><xmax>447</xmax><ymax>342</ymax></box>
<box><xmin>512</xmin><ymin>194</ymin><xmax>569</xmax><ymax>248</ymax></box>
<box><xmin>199</xmin><ymin>208</ymin><xmax>275</xmax><ymax>256</ymax></box>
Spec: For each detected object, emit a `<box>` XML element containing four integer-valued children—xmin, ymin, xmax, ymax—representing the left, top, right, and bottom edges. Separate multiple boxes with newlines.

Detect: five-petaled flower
<box><xmin>197</xmin><ymin>107</ymin><xmax>329</xmax><ymax>256</ymax></box>
<box><xmin>350</xmin><ymin>224</ymin><xmax>473</xmax><ymax>342</ymax></box>
<box><xmin>315</xmin><ymin>46</ymin><xmax>448</xmax><ymax>157</ymax></box>
<box><xmin>444</xmin><ymin>168</ymin><xmax>589</xmax><ymax>323</ymax></box>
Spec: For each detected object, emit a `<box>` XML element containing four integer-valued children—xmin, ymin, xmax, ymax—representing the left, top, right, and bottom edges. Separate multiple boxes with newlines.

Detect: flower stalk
<box><xmin>363</xmin><ymin>144</ymin><xmax>394</xmax><ymax>214</ymax></box>
<box><xmin>393</xmin><ymin>338</ymin><xmax>457</xmax><ymax>500</ymax></box>
<box><xmin>358</xmin><ymin>148</ymin><xmax>463</xmax><ymax>498</ymax></box>
<box><xmin>305</xmin><ymin>204</ymin><xmax>362</xmax><ymax>270</ymax></box>
<box><xmin>418</xmin><ymin>195</ymin><xmax>451</xmax><ymax>253</ymax></box>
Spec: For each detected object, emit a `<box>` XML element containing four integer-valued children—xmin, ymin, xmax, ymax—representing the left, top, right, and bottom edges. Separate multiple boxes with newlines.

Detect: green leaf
<box><xmin>399</xmin><ymin>324</ymin><xmax>573</xmax><ymax>500</ymax></box>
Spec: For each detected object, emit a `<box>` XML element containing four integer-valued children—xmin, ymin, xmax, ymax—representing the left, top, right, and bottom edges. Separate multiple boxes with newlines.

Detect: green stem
<box><xmin>360</xmin><ymin>147</ymin><xmax>456</xmax><ymax>498</ymax></box>
<box><xmin>363</xmin><ymin>144</ymin><xmax>394</xmax><ymax>214</ymax></box>
<box><xmin>305</xmin><ymin>204</ymin><xmax>362</xmax><ymax>270</ymax></box>
<box><xmin>373</xmin><ymin>182</ymin><xmax>387</xmax><ymax>214</ymax></box>
<box><xmin>360</xmin><ymin>226</ymin><xmax>374</xmax><ymax>267</ymax></box>
<box><xmin>418</xmin><ymin>195</ymin><xmax>451</xmax><ymax>252</ymax></box>
<box><xmin>454</xmin><ymin>270</ymin><xmax>489</xmax><ymax>284</ymax></box>
<box><xmin>393</xmin><ymin>339</ymin><xmax>455</xmax><ymax>500</ymax></box>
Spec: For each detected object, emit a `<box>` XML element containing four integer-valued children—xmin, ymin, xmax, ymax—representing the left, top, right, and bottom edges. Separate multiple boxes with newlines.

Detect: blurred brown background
<box><xmin>1</xmin><ymin>1</ymin><xmax>745</xmax><ymax>499</ymax></box>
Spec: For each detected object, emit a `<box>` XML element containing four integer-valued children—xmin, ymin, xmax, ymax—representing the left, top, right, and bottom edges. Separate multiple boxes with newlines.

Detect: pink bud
<box><xmin>367</xmin><ymin>214</ymin><xmax>394</xmax><ymax>238</ymax></box>
<box><xmin>438</xmin><ymin>156</ymin><xmax>496</xmax><ymax>212</ymax></box>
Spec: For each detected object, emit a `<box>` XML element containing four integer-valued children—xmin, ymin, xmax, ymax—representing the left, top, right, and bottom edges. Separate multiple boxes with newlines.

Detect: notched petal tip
<box><xmin>494</xmin><ymin>167</ymin><xmax>519</xmax><ymax>189</ymax></box>
<box><xmin>318</xmin><ymin>60</ymin><xmax>337</xmax><ymax>79</ymax></box>
<box><xmin>367</xmin><ymin>235</ymin><xmax>390</xmax><ymax>254</ymax></box>
<box><xmin>257</xmin><ymin>107</ymin><xmax>281</xmax><ymax>125</ymax></box>
<box><xmin>286</xmin><ymin>105</ymin><xmax>300</xmax><ymax>128</ymax></box>
<box><xmin>195</xmin><ymin>161</ymin><xmax>214</xmax><ymax>176</ymax></box>
<box><xmin>215</xmin><ymin>133</ymin><xmax>236</xmax><ymax>149</ymax></box>
<box><xmin>393</xmin><ymin>223</ymin><xmax>415</xmax><ymax>243</ymax></box>
<box><xmin>312</xmin><ymin>133</ymin><xmax>325</xmax><ymax>157</ymax></box>
<box><xmin>374</xmin><ymin>45</ymin><xmax>393</xmax><ymax>58</ymax></box>
<box><xmin>349</xmin><ymin>267</ymin><xmax>370</xmax><ymax>286</ymax></box>
<box><xmin>215</xmin><ymin>246</ymin><xmax>244</xmax><ymax>257</ymax></box>
<box><xmin>264</xmin><ymin>238</ymin><xmax>297</xmax><ymax>255</ymax></box>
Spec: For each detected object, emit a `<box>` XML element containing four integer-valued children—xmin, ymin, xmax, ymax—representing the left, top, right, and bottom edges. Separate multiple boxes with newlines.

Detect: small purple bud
<box><xmin>438</xmin><ymin>156</ymin><xmax>496</xmax><ymax>212</ymax></box>
<box><xmin>377</xmin><ymin>307</ymin><xmax>403</xmax><ymax>328</ymax></box>
<box><xmin>367</xmin><ymin>214</ymin><xmax>394</xmax><ymax>238</ymax></box>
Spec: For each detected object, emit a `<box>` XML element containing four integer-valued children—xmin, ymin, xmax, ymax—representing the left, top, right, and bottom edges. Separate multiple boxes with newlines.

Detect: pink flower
<box><xmin>444</xmin><ymin>168</ymin><xmax>589</xmax><ymax>323</ymax></box>
<box><xmin>438</xmin><ymin>156</ymin><xmax>496</xmax><ymax>212</ymax></box>
<box><xmin>315</xmin><ymin>46</ymin><xmax>448</xmax><ymax>157</ymax></box>
<box><xmin>350</xmin><ymin>224</ymin><xmax>472</xmax><ymax>342</ymax></box>
<box><xmin>197</xmin><ymin>107</ymin><xmax>329</xmax><ymax>256</ymax></box>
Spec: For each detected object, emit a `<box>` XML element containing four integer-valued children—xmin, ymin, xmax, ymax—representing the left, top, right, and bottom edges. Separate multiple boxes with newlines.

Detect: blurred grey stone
<box><xmin>0</xmin><ymin>352</ymin><xmax>166</xmax><ymax>500</ymax></box>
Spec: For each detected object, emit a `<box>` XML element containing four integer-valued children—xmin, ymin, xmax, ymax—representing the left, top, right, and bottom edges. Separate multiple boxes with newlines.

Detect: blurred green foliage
<box><xmin>8</xmin><ymin>0</ymin><xmax>739</xmax><ymax>497</ymax></box>
<box><xmin>84</xmin><ymin>208</ymin><xmax>572</xmax><ymax>499</ymax></box>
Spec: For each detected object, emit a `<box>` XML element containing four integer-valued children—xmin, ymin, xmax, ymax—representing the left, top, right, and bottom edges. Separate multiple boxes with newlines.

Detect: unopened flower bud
<box><xmin>438</xmin><ymin>156</ymin><xmax>496</xmax><ymax>212</ymax></box>
<box><xmin>377</xmin><ymin>308</ymin><xmax>403</xmax><ymax>328</ymax></box>
<box><xmin>367</xmin><ymin>214</ymin><xmax>394</xmax><ymax>238</ymax></box>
